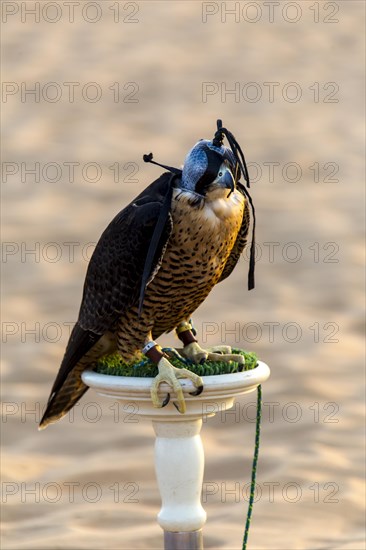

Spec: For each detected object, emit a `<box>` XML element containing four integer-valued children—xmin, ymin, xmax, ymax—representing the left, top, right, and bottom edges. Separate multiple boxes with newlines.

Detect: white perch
<box><xmin>82</xmin><ymin>361</ymin><xmax>270</xmax><ymax>550</ymax></box>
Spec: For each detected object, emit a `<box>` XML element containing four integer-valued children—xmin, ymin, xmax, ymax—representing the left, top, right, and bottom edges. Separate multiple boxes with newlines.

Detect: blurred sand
<box><xmin>1</xmin><ymin>1</ymin><xmax>365</xmax><ymax>549</ymax></box>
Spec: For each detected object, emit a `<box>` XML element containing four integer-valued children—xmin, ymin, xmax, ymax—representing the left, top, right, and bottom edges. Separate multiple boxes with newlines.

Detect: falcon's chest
<box><xmin>138</xmin><ymin>187</ymin><xmax>245</xmax><ymax>333</ymax></box>
<box><xmin>167</xmin><ymin>187</ymin><xmax>245</xmax><ymax>272</ymax></box>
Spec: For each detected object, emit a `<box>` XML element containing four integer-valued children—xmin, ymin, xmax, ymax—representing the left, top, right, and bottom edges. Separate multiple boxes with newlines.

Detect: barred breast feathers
<box><xmin>172</xmin><ymin>187</ymin><xmax>245</xmax><ymax>228</ymax></box>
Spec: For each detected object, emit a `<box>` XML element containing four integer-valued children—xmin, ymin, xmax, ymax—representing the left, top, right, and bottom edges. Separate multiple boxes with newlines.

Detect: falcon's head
<box><xmin>143</xmin><ymin>119</ymin><xmax>249</xmax><ymax>198</ymax></box>
<box><xmin>181</xmin><ymin>139</ymin><xmax>240</xmax><ymax>197</ymax></box>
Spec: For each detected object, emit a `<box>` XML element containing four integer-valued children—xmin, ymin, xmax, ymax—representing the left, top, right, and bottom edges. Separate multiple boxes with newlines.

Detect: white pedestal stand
<box><xmin>82</xmin><ymin>361</ymin><xmax>270</xmax><ymax>550</ymax></box>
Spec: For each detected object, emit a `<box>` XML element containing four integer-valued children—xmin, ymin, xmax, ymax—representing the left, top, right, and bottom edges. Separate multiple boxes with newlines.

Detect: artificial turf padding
<box><xmin>94</xmin><ymin>348</ymin><xmax>258</xmax><ymax>377</ymax></box>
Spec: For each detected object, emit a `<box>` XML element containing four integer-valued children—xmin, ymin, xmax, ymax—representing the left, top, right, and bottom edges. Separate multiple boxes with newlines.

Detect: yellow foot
<box><xmin>151</xmin><ymin>356</ymin><xmax>204</xmax><ymax>414</ymax></box>
<box><xmin>178</xmin><ymin>342</ymin><xmax>245</xmax><ymax>367</ymax></box>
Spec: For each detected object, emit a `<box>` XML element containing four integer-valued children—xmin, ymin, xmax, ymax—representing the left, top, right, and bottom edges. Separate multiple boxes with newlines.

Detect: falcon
<box><xmin>39</xmin><ymin>120</ymin><xmax>256</xmax><ymax>429</ymax></box>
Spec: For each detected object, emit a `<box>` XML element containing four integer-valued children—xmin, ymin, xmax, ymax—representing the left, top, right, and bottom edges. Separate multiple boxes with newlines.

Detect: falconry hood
<box><xmin>143</xmin><ymin>119</ymin><xmax>256</xmax><ymax>294</ymax></box>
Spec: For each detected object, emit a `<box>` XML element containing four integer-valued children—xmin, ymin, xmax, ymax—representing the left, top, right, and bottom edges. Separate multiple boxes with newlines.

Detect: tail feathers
<box><xmin>39</xmin><ymin>330</ymin><xmax>116</xmax><ymax>430</ymax></box>
<box><xmin>39</xmin><ymin>364</ymin><xmax>88</xmax><ymax>430</ymax></box>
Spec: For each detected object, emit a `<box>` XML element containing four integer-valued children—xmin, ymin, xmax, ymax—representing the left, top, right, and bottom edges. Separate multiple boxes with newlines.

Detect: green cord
<box><xmin>242</xmin><ymin>384</ymin><xmax>262</xmax><ymax>550</ymax></box>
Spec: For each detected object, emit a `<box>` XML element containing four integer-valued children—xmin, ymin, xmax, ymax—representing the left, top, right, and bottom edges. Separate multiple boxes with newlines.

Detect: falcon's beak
<box><xmin>215</xmin><ymin>164</ymin><xmax>235</xmax><ymax>194</ymax></box>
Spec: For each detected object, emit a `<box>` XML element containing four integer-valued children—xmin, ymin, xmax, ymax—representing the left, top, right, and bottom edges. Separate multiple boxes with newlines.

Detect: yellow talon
<box><xmin>179</xmin><ymin>342</ymin><xmax>245</xmax><ymax>366</ymax></box>
<box><xmin>150</xmin><ymin>356</ymin><xmax>204</xmax><ymax>414</ymax></box>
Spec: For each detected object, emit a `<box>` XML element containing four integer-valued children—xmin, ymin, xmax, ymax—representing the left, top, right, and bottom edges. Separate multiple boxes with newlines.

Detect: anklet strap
<box><xmin>176</xmin><ymin>321</ymin><xmax>192</xmax><ymax>335</ymax></box>
<box><xmin>142</xmin><ymin>341</ymin><xmax>159</xmax><ymax>355</ymax></box>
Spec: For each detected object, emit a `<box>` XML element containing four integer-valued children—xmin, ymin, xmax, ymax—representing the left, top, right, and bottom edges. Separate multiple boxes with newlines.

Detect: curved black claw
<box><xmin>162</xmin><ymin>393</ymin><xmax>170</xmax><ymax>407</ymax></box>
<box><xmin>189</xmin><ymin>385</ymin><xmax>204</xmax><ymax>396</ymax></box>
<box><xmin>199</xmin><ymin>358</ymin><xmax>206</xmax><ymax>365</ymax></box>
<box><xmin>173</xmin><ymin>401</ymin><xmax>185</xmax><ymax>414</ymax></box>
<box><xmin>238</xmin><ymin>364</ymin><xmax>244</xmax><ymax>372</ymax></box>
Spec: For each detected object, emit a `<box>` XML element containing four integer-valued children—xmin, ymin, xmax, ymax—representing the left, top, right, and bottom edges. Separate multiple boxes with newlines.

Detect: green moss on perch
<box><xmin>94</xmin><ymin>348</ymin><xmax>258</xmax><ymax>377</ymax></box>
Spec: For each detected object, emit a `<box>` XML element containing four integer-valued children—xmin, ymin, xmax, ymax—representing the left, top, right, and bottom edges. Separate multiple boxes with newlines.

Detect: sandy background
<box><xmin>1</xmin><ymin>1</ymin><xmax>365</xmax><ymax>549</ymax></box>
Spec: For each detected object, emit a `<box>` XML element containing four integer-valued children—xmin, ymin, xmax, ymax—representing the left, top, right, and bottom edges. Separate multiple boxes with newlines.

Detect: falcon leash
<box><xmin>242</xmin><ymin>384</ymin><xmax>263</xmax><ymax>550</ymax></box>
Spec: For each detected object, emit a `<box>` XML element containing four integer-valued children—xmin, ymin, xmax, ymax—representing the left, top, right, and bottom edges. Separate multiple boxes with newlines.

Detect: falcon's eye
<box><xmin>218</xmin><ymin>172</ymin><xmax>223</xmax><ymax>177</ymax></box>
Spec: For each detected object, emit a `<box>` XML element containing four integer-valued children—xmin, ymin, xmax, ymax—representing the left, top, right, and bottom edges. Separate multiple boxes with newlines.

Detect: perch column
<box><xmin>153</xmin><ymin>418</ymin><xmax>206</xmax><ymax>549</ymax></box>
